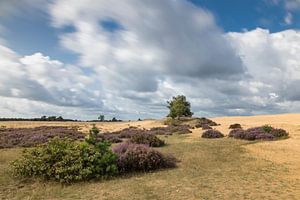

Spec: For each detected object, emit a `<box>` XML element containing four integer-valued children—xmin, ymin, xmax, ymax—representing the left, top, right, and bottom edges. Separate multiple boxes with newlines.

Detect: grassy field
<box><xmin>1</xmin><ymin>114</ymin><xmax>300</xmax><ymax>199</ymax></box>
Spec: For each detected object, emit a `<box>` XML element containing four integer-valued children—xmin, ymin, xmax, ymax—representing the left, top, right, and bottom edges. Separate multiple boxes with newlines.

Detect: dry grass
<box><xmin>1</xmin><ymin>114</ymin><xmax>300</xmax><ymax>199</ymax></box>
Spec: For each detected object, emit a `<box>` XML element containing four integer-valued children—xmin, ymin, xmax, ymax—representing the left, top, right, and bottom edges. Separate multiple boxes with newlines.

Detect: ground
<box><xmin>0</xmin><ymin>114</ymin><xmax>300</xmax><ymax>200</ymax></box>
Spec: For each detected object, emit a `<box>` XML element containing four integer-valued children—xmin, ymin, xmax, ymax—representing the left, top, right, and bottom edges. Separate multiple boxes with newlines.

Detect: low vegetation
<box><xmin>164</xmin><ymin>116</ymin><xmax>219</xmax><ymax>128</ymax></box>
<box><xmin>148</xmin><ymin>125</ymin><xmax>192</xmax><ymax>135</ymax></box>
<box><xmin>201</xmin><ymin>129</ymin><xmax>224</xmax><ymax>139</ymax></box>
<box><xmin>10</xmin><ymin>125</ymin><xmax>176</xmax><ymax>184</ymax></box>
<box><xmin>229</xmin><ymin>125</ymin><xmax>288</xmax><ymax>140</ymax></box>
<box><xmin>110</xmin><ymin>125</ymin><xmax>192</xmax><ymax>138</ymax></box>
<box><xmin>201</xmin><ymin>124</ymin><xmax>212</xmax><ymax>130</ymax></box>
<box><xmin>229</xmin><ymin>123</ymin><xmax>242</xmax><ymax>129</ymax></box>
<box><xmin>11</xmin><ymin>138</ymin><xmax>118</xmax><ymax>183</ymax></box>
<box><xmin>112</xmin><ymin>142</ymin><xmax>176</xmax><ymax>173</ymax></box>
<box><xmin>130</xmin><ymin>132</ymin><xmax>165</xmax><ymax>147</ymax></box>
<box><xmin>0</xmin><ymin>126</ymin><xmax>84</xmax><ymax>148</ymax></box>
<box><xmin>0</xmin><ymin>116</ymin><xmax>298</xmax><ymax>199</ymax></box>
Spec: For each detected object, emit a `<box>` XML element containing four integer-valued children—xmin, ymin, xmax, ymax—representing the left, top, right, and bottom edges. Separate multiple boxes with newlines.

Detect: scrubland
<box><xmin>0</xmin><ymin>114</ymin><xmax>300</xmax><ymax>200</ymax></box>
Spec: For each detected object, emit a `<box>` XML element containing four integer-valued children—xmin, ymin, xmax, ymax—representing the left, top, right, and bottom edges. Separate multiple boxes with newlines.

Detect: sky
<box><xmin>0</xmin><ymin>0</ymin><xmax>300</xmax><ymax>120</ymax></box>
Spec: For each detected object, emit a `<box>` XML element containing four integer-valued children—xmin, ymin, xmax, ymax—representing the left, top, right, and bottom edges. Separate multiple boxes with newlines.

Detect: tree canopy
<box><xmin>167</xmin><ymin>95</ymin><xmax>193</xmax><ymax>119</ymax></box>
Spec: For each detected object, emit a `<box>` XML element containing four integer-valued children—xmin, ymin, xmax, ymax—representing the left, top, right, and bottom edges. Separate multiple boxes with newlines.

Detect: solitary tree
<box><xmin>98</xmin><ymin>115</ymin><xmax>105</xmax><ymax>122</ymax></box>
<box><xmin>167</xmin><ymin>95</ymin><xmax>193</xmax><ymax>119</ymax></box>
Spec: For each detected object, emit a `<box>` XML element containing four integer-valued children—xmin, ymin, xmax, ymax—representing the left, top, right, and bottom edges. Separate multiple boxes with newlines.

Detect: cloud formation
<box><xmin>1</xmin><ymin>0</ymin><xmax>300</xmax><ymax>119</ymax></box>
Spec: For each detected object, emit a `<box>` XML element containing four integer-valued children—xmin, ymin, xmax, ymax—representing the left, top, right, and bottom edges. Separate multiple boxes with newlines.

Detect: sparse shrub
<box><xmin>194</xmin><ymin>117</ymin><xmax>219</xmax><ymax>128</ymax></box>
<box><xmin>168</xmin><ymin>125</ymin><xmax>192</xmax><ymax>134</ymax></box>
<box><xmin>102</xmin><ymin>134</ymin><xmax>122</xmax><ymax>143</ymax></box>
<box><xmin>228</xmin><ymin>128</ymin><xmax>244</xmax><ymax>138</ymax></box>
<box><xmin>261</xmin><ymin>125</ymin><xmax>273</xmax><ymax>133</ymax></box>
<box><xmin>130</xmin><ymin>133</ymin><xmax>165</xmax><ymax>147</ymax></box>
<box><xmin>113</xmin><ymin>143</ymin><xmax>176</xmax><ymax>173</ymax></box>
<box><xmin>270</xmin><ymin>128</ymin><xmax>289</xmax><ymax>138</ymax></box>
<box><xmin>113</xmin><ymin>127</ymin><xmax>141</xmax><ymax>138</ymax></box>
<box><xmin>202</xmin><ymin>124</ymin><xmax>212</xmax><ymax>130</ymax></box>
<box><xmin>12</xmin><ymin>138</ymin><xmax>118</xmax><ymax>183</ymax></box>
<box><xmin>0</xmin><ymin>126</ymin><xmax>85</xmax><ymax>148</ymax></box>
<box><xmin>163</xmin><ymin>118</ymin><xmax>182</xmax><ymax>126</ymax></box>
<box><xmin>229</xmin><ymin>123</ymin><xmax>242</xmax><ymax>129</ymax></box>
<box><xmin>149</xmin><ymin>125</ymin><xmax>192</xmax><ymax>135</ymax></box>
<box><xmin>201</xmin><ymin>129</ymin><xmax>224</xmax><ymax>139</ymax></box>
<box><xmin>229</xmin><ymin>126</ymin><xmax>288</xmax><ymax>141</ymax></box>
<box><xmin>109</xmin><ymin>125</ymin><xmax>192</xmax><ymax>138</ymax></box>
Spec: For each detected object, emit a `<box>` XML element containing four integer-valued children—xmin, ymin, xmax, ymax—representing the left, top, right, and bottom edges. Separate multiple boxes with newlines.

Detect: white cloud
<box><xmin>0</xmin><ymin>0</ymin><xmax>47</xmax><ymax>18</ymax></box>
<box><xmin>227</xmin><ymin>28</ymin><xmax>300</xmax><ymax>106</ymax></box>
<box><xmin>284</xmin><ymin>12</ymin><xmax>293</xmax><ymax>24</ymax></box>
<box><xmin>2</xmin><ymin>1</ymin><xmax>300</xmax><ymax>119</ymax></box>
<box><xmin>285</xmin><ymin>0</ymin><xmax>300</xmax><ymax>10</ymax></box>
<box><xmin>0</xmin><ymin>44</ymin><xmax>110</xmax><ymax>119</ymax></box>
<box><xmin>46</xmin><ymin>0</ymin><xmax>250</xmax><ymax>118</ymax></box>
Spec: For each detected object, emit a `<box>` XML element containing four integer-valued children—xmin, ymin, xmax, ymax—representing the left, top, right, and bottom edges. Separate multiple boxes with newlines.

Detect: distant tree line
<box><xmin>0</xmin><ymin>116</ymin><xmax>78</xmax><ymax>122</ymax></box>
<box><xmin>88</xmin><ymin>117</ymin><xmax>123</xmax><ymax>122</ymax></box>
<box><xmin>0</xmin><ymin>115</ymin><xmax>125</xmax><ymax>122</ymax></box>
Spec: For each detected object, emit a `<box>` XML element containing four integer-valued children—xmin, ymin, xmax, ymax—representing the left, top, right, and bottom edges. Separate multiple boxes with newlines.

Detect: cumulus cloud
<box><xmin>284</xmin><ymin>12</ymin><xmax>293</xmax><ymax>24</ymax></box>
<box><xmin>1</xmin><ymin>0</ymin><xmax>300</xmax><ymax>119</ymax></box>
<box><xmin>0</xmin><ymin>0</ymin><xmax>48</xmax><ymax>18</ymax></box>
<box><xmin>227</xmin><ymin>28</ymin><xmax>300</xmax><ymax>109</ymax></box>
<box><xmin>46</xmin><ymin>0</ymin><xmax>252</xmax><ymax>118</ymax></box>
<box><xmin>0</xmin><ymin>44</ymin><xmax>110</xmax><ymax>118</ymax></box>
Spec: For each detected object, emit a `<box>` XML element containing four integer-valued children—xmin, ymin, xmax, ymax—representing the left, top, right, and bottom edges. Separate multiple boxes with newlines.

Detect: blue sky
<box><xmin>1</xmin><ymin>0</ymin><xmax>299</xmax><ymax>63</ymax></box>
<box><xmin>1</xmin><ymin>0</ymin><xmax>300</xmax><ymax>120</ymax></box>
<box><xmin>191</xmin><ymin>0</ymin><xmax>300</xmax><ymax>32</ymax></box>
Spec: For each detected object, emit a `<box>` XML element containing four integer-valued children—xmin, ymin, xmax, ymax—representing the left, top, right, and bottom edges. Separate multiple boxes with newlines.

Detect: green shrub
<box><xmin>130</xmin><ymin>133</ymin><xmax>165</xmax><ymax>147</ymax></box>
<box><xmin>85</xmin><ymin>124</ymin><xmax>100</xmax><ymax>144</ymax></box>
<box><xmin>11</xmin><ymin>138</ymin><xmax>118</xmax><ymax>183</ymax></box>
<box><xmin>261</xmin><ymin>125</ymin><xmax>273</xmax><ymax>133</ymax></box>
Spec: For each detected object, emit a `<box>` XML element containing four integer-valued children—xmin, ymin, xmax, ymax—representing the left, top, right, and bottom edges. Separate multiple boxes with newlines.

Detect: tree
<box><xmin>98</xmin><ymin>115</ymin><xmax>105</xmax><ymax>122</ymax></box>
<box><xmin>41</xmin><ymin>116</ymin><xmax>47</xmax><ymax>121</ymax></box>
<box><xmin>57</xmin><ymin>116</ymin><xmax>64</xmax><ymax>121</ymax></box>
<box><xmin>111</xmin><ymin>117</ymin><xmax>117</xmax><ymax>122</ymax></box>
<box><xmin>167</xmin><ymin>95</ymin><xmax>193</xmax><ymax>119</ymax></box>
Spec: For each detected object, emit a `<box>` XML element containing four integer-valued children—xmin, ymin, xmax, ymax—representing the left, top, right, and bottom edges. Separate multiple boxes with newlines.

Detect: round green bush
<box><xmin>11</xmin><ymin>138</ymin><xmax>118</xmax><ymax>183</ymax></box>
<box><xmin>130</xmin><ymin>133</ymin><xmax>165</xmax><ymax>147</ymax></box>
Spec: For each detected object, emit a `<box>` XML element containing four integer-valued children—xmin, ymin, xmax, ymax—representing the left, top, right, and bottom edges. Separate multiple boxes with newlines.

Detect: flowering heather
<box><xmin>195</xmin><ymin>117</ymin><xmax>219</xmax><ymax>128</ymax></box>
<box><xmin>0</xmin><ymin>126</ymin><xmax>85</xmax><ymax>148</ymax></box>
<box><xmin>130</xmin><ymin>132</ymin><xmax>165</xmax><ymax>147</ymax></box>
<box><xmin>201</xmin><ymin>129</ymin><xmax>224</xmax><ymax>139</ymax></box>
<box><xmin>148</xmin><ymin>125</ymin><xmax>192</xmax><ymax>135</ymax></box>
<box><xmin>109</xmin><ymin>125</ymin><xmax>192</xmax><ymax>138</ymax></box>
<box><xmin>228</xmin><ymin>126</ymin><xmax>288</xmax><ymax>141</ymax></box>
<box><xmin>112</xmin><ymin>142</ymin><xmax>176</xmax><ymax>173</ymax></box>
<box><xmin>202</xmin><ymin>124</ymin><xmax>213</xmax><ymax>130</ymax></box>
